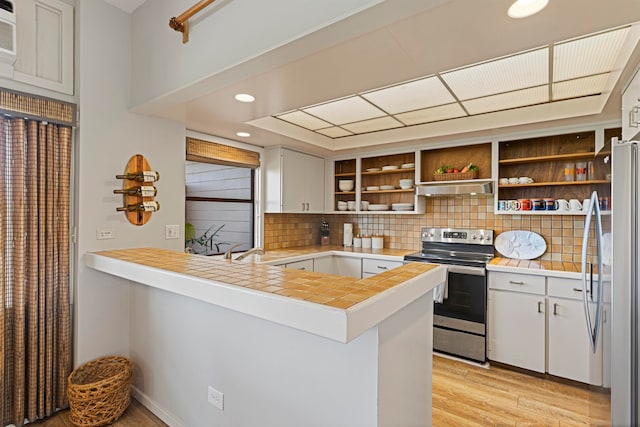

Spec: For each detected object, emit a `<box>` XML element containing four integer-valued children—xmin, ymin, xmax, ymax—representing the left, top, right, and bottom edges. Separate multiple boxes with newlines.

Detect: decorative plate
<box><xmin>494</xmin><ymin>230</ymin><xmax>547</xmax><ymax>260</ymax></box>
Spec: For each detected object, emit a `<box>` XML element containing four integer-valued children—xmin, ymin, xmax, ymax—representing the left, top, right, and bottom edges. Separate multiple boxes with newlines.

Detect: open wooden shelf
<box><xmin>362</xmin><ymin>168</ymin><xmax>415</xmax><ymax>175</ymax></box>
<box><xmin>362</xmin><ymin>188</ymin><xmax>414</xmax><ymax>194</ymax></box>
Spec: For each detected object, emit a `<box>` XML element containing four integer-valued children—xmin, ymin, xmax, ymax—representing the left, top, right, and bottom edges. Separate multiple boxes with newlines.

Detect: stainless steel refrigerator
<box><xmin>611</xmin><ymin>137</ymin><xmax>640</xmax><ymax>426</ymax></box>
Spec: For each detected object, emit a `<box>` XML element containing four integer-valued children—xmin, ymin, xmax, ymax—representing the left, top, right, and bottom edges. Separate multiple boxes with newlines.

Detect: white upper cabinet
<box><xmin>14</xmin><ymin>0</ymin><xmax>74</xmax><ymax>94</ymax></box>
<box><xmin>264</xmin><ymin>147</ymin><xmax>325</xmax><ymax>213</ymax></box>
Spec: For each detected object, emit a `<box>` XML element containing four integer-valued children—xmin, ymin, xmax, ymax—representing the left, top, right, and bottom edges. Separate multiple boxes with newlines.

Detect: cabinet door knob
<box><xmin>537</xmin><ymin>301</ymin><xmax>543</xmax><ymax>313</ymax></box>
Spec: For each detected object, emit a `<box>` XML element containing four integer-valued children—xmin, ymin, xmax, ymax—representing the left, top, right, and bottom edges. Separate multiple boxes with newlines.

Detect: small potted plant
<box><xmin>185</xmin><ymin>223</ymin><xmax>229</xmax><ymax>255</ymax></box>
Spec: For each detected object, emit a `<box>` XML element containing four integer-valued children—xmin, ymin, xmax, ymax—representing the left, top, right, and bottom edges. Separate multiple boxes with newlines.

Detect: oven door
<box><xmin>434</xmin><ymin>265</ymin><xmax>486</xmax><ymax>335</ymax></box>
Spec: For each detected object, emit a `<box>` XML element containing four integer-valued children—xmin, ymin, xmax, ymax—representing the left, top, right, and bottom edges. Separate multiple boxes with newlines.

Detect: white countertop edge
<box><xmin>345</xmin><ymin>265</ymin><xmax>446</xmax><ymax>341</ymax></box>
<box><xmin>85</xmin><ymin>253</ymin><xmax>350</xmax><ymax>343</ymax></box>
<box><xmin>486</xmin><ymin>263</ymin><xmax>582</xmax><ymax>279</ymax></box>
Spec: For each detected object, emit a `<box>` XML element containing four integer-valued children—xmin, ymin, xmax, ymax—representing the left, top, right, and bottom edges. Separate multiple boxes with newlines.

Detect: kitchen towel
<box><xmin>433</xmin><ymin>268</ymin><xmax>448</xmax><ymax>303</ymax></box>
<box><xmin>343</xmin><ymin>223</ymin><xmax>353</xmax><ymax>247</ymax></box>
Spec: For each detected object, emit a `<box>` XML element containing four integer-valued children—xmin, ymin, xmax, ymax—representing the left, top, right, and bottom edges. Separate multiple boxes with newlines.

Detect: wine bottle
<box><xmin>117</xmin><ymin>201</ymin><xmax>160</xmax><ymax>212</ymax></box>
<box><xmin>113</xmin><ymin>186</ymin><xmax>157</xmax><ymax>197</ymax></box>
<box><xmin>115</xmin><ymin>171</ymin><xmax>160</xmax><ymax>182</ymax></box>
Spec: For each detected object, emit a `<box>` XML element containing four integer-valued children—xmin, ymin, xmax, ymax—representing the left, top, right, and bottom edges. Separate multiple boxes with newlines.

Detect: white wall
<box><xmin>74</xmin><ymin>0</ymin><xmax>186</xmax><ymax>365</ymax></box>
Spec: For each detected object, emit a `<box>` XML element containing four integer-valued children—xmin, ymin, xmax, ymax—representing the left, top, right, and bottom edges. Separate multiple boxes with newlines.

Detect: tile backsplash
<box><xmin>264</xmin><ymin>195</ymin><xmax>605</xmax><ymax>262</ymax></box>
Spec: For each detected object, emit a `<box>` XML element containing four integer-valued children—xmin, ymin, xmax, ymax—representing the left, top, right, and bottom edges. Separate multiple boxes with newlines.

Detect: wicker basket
<box><xmin>432</xmin><ymin>170</ymin><xmax>478</xmax><ymax>181</ymax></box>
<box><xmin>67</xmin><ymin>356</ymin><xmax>133</xmax><ymax>427</ymax></box>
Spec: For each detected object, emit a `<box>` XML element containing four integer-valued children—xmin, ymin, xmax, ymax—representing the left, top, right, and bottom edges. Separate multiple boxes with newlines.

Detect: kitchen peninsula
<box><xmin>85</xmin><ymin>247</ymin><xmax>446</xmax><ymax>427</ymax></box>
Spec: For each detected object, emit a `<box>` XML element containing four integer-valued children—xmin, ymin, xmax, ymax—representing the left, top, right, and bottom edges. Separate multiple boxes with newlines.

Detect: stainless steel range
<box><xmin>404</xmin><ymin>227</ymin><xmax>494</xmax><ymax>363</ymax></box>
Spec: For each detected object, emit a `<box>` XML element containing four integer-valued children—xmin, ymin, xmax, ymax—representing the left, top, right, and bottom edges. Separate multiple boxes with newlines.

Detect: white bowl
<box><xmin>399</xmin><ymin>179</ymin><xmax>414</xmax><ymax>189</ymax></box>
<box><xmin>337</xmin><ymin>204</ymin><xmax>348</xmax><ymax>211</ymax></box>
<box><xmin>338</xmin><ymin>179</ymin><xmax>354</xmax><ymax>192</ymax></box>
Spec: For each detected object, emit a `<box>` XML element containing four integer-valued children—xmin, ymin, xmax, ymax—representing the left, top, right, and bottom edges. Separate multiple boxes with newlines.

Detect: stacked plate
<box><xmin>366</xmin><ymin>167</ymin><xmax>381</xmax><ymax>172</ymax></box>
<box><xmin>380</xmin><ymin>185</ymin><xmax>395</xmax><ymax>190</ymax></box>
<box><xmin>368</xmin><ymin>204</ymin><xmax>390</xmax><ymax>211</ymax></box>
<box><xmin>382</xmin><ymin>165</ymin><xmax>399</xmax><ymax>170</ymax></box>
<box><xmin>401</xmin><ymin>163</ymin><xmax>415</xmax><ymax>169</ymax></box>
<box><xmin>392</xmin><ymin>203</ymin><xmax>414</xmax><ymax>211</ymax></box>
<box><xmin>366</xmin><ymin>186</ymin><xmax>380</xmax><ymax>191</ymax></box>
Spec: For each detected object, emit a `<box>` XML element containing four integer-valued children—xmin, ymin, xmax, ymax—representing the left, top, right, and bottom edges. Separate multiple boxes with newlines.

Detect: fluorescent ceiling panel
<box><xmin>395</xmin><ymin>103</ymin><xmax>467</xmax><ymax>125</ymax></box>
<box><xmin>552</xmin><ymin>74</ymin><xmax>610</xmax><ymax>100</ymax></box>
<box><xmin>361</xmin><ymin>76</ymin><xmax>456</xmax><ymax>114</ymax></box>
<box><xmin>277</xmin><ymin>110</ymin><xmax>332</xmax><ymax>130</ymax></box>
<box><xmin>341</xmin><ymin>116</ymin><xmax>404</xmax><ymax>134</ymax></box>
<box><xmin>441</xmin><ymin>48</ymin><xmax>549</xmax><ymax>100</ymax></box>
<box><xmin>553</xmin><ymin>27</ymin><xmax>629</xmax><ymax>81</ymax></box>
<box><xmin>315</xmin><ymin>127</ymin><xmax>353</xmax><ymax>138</ymax></box>
<box><xmin>462</xmin><ymin>86</ymin><xmax>548</xmax><ymax>115</ymax></box>
<box><xmin>303</xmin><ymin>96</ymin><xmax>385</xmax><ymax>125</ymax></box>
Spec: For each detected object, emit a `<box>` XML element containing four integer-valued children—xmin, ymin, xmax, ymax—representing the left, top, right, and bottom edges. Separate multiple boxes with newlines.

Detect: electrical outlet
<box><xmin>96</xmin><ymin>229</ymin><xmax>115</xmax><ymax>240</ymax></box>
<box><xmin>165</xmin><ymin>224</ymin><xmax>180</xmax><ymax>239</ymax></box>
<box><xmin>207</xmin><ymin>386</ymin><xmax>224</xmax><ymax>410</ymax></box>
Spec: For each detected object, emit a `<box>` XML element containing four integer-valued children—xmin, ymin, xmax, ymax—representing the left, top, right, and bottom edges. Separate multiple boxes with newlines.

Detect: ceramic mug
<box><xmin>531</xmin><ymin>198</ymin><xmax>545</xmax><ymax>211</ymax></box>
<box><xmin>361</xmin><ymin>201</ymin><xmax>369</xmax><ymax>211</ymax></box>
<box><xmin>518</xmin><ymin>198</ymin><xmax>532</xmax><ymax>210</ymax></box>
<box><xmin>599</xmin><ymin>197</ymin><xmax>610</xmax><ymax>210</ymax></box>
<box><xmin>518</xmin><ymin>177</ymin><xmax>534</xmax><ymax>184</ymax></box>
<box><xmin>498</xmin><ymin>200</ymin><xmax>508</xmax><ymax>211</ymax></box>
<box><xmin>507</xmin><ymin>200</ymin><xmax>522</xmax><ymax>211</ymax></box>
<box><xmin>582</xmin><ymin>198</ymin><xmax>591</xmax><ymax>212</ymax></box>
<box><xmin>556</xmin><ymin>199</ymin><xmax>570</xmax><ymax>211</ymax></box>
<box><xmin>544</xmin><ymin>198</ymin><xmax>557</xmax><ymax>211</ymax></box>
<box><xmin>569</xmin><ymin>199</ymin><xmax>582</xmax><ymax>211</ymax></box>
<box><xmin>499</xmin><ymin>178</ymin><xmax>509</xmax><ymax>185</ymax></box>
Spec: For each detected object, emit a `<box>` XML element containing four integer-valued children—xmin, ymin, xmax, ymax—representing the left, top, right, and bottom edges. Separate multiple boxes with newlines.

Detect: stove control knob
<box><xmin>471</xmin><ymin>234</ymin><xmax>477</xmax><ymax>240</ymax></box>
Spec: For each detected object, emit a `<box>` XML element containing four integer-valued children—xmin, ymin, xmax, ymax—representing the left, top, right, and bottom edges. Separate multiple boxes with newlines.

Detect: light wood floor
<box><xmin>35</xmin><ymin>355</ymin><xmax>610</xmax><ymax>426</ymax></box>
<box><xmin>30</xmin><ymin>398</ymin><xmax>167</xmax><ymax>427</ymax></box>
<box><xmin>433</xmin><ymin>355</ymin><xmax>611</xmax><ymax>426</ymax></box>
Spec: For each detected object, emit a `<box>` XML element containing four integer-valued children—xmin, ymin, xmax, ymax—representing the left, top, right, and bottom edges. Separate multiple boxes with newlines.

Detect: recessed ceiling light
<box><xmin>236</xmin><ymin>132</ymin><xmax>251</xmax><ymax>137</ymax></box>
<box><xmin>235</xmin><ymin>93</ymin><xmax>255</xmax><ymax>103</ymax></box>
<box><xmin>507</xmin><ymin>0</ymin><xmax>549</xmax><ymax>19</ymax></box>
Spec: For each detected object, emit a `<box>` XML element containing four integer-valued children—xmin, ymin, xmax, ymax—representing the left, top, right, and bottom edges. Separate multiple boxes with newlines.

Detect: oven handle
<box><xmin>446</xmin><ymin>265</ymin><xmax>486</xmax><ymax>276</ymax></box>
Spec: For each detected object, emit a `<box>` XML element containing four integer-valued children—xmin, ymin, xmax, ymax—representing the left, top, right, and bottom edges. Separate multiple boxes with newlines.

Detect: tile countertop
<box><xmin>85</xmin><ymin>247</ymin><xmax>445</xmax><ymax>343</ymax></box>
<box><xmin>487</xmin><ymin>256</ymin><xmax>583</xmax><ymax>279</ymax></box>
<box><xmin>247</xmin><ymin>245</ymin><xmax>416</xmax><ymax>265</ymax></box>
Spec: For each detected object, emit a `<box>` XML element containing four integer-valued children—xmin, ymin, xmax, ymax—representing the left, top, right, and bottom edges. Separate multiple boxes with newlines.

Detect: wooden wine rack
<box><xmin>117</xmin><ymin>154</ymin><xmax>157</xmax><ymax>226</ymax></box>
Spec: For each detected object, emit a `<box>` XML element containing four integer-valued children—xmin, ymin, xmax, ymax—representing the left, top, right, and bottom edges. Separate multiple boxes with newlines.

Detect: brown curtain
<box><xmin>0</xmin><ymin>116</ymin><xmax>72</xmax><ymax>426</ymax></box>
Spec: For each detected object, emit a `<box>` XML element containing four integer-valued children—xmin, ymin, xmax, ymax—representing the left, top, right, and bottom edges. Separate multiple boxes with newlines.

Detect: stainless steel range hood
<box><xmin>415</xmin><ymin>180</ymin><xmax>493</xmax><ymax>196</ymax></box>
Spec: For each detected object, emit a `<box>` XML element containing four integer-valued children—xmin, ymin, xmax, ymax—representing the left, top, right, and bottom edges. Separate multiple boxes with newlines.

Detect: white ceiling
<box><xmin>145</xmin><ymin>0</ymin><xmax>640</xmax><ymax>154</ymax></box>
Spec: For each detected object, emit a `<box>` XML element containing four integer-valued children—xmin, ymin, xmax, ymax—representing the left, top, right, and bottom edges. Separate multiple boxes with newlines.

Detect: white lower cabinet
<box><xmin>488</xmin><ymin>288</ymin><xmax>546</xmax><ymax>373</ymax></box>
<box><xmin>547</xmin><ymin>278</ymin><xmax>603</xmax><ymax>385</ymax></box>
<box><xmin>362</xmin><ymin>258</ymin><xmax>403</xmax><ymax>277</ymax></box>
<box><xmin>312</xmin><ymin>256</ymin><xmax>361</xmax><ymax>278</ymax></box>
<box><xmin>284</xmin><ymin>259</ymin><xmax>314</xmax><ymax>271</ymax></box>
<box><xmin>488</xmin><ymin>272</ymin><xmax>604</xmax><ymax>385</ymax></box>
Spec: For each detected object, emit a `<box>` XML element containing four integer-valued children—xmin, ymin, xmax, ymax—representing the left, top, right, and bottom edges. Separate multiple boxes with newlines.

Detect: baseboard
<box><xmin>131</xmin><ymin>386</ymin><xmax>187</xmax><ymax>427</ymax></box>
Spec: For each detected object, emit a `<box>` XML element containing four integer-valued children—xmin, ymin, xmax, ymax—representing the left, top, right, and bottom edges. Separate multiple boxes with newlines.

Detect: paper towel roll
<box><xmin>343</xmin><ymin>223</ymin><xmax>353</xmax><ymax>246</ymax></box>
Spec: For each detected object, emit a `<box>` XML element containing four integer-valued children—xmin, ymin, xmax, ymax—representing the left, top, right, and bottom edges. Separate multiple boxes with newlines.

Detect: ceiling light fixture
<box><xmin>235</xmin><ymin>94</ymin><xmax>255</xmax><ymax>103</ymax></box>
<box><xmin>236</xmin><ymin>131</ymin><xmax>251</xmax><ymax>137</ymax></box>
<box><xmin>507</xmin><ymin>0</ymin><xmax>549</xmax><ymax>19</ymax></box>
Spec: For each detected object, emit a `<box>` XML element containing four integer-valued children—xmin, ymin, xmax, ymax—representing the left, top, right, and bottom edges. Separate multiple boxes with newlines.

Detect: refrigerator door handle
<box><xmin>581</xmin><ymin>190</ymin><xmax>603</xmax><ymax>354</ymax></box>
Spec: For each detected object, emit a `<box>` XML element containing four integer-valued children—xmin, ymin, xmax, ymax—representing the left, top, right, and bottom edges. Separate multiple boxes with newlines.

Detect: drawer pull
<box><xmin>509</xmin><ymin>280</ymin><xmax>525</xmax><ymax>285</ymax></box>
<box><xmin>299</xmin><ymin>267</ymin><xmax>306</xmax><ymax>270</ymax></box>
<box><xmin>572</xmin><ymin>288</ymin><xmax>583</xmax><ymax>292</ymax></box>
<box><xmin>377</xmin><ymin>266</ymin><xmax>388</xmax><ymax>270</ymax></box>
<box><xmin>537</xmin><ymin>301</ymin><xmax>543</xmax><ymax>313</ymax></box>
<box><xmin>553</xmin><ymin>303</ymin><xmax>558</xmax><ymax>315</ymax></box>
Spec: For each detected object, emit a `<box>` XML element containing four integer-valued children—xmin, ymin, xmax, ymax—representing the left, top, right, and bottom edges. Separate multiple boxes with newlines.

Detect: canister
<box><xmin>361</xmin><ymin>235</ymin><xmax>372</xmax><ymax>249</ymax></box>
<box><xmin>353</xmin><ymin>235</ymin><xmax>362</xmax><ymax>248</ymax></box>
<box><xmin>372</xmin><ymin>235</ymin><xmax>384</xmax><ymax>249</ymax></box>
